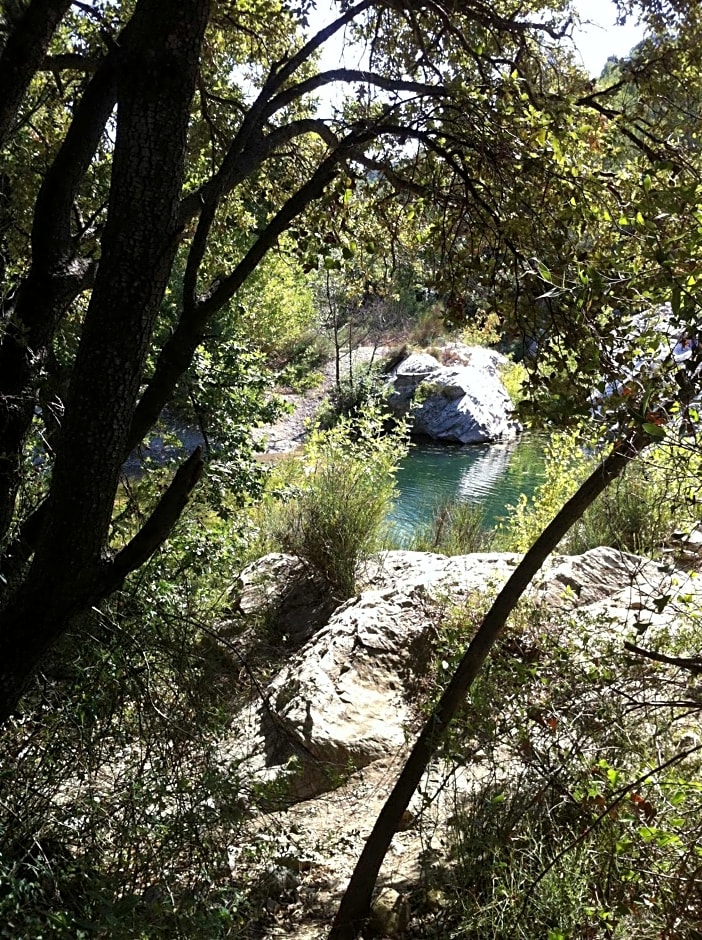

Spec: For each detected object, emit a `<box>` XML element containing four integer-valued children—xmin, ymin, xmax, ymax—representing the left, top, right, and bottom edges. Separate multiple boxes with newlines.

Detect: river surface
<box><xmin>387</xmin><ymin>434</ymin><xmax>547</xmax><ymax>544</ymax></box>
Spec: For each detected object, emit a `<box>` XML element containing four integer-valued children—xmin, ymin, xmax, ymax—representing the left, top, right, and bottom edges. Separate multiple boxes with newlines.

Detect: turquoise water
<box><xmin>387</xmin><ymin>434</ymin><xmax>547</xmax><ymax>544</ymax></box>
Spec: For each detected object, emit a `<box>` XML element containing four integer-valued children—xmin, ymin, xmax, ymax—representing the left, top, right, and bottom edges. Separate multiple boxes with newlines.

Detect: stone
<box><xmin>369</xmin><ymin>888</ymin><xmax>410</xmax><ymax>938</ymax></box>
<box><xmin>233</xmin><ymin>552</ymin><xmax>338</xmax><ymax>644</ymax></box>
<box><xmin>221</xmin><ymin>546</ymin><xmax>694</xmax><ymax>805</ymax></box>
<box><xmin>386</xmin><ymin>344</ymin><xmax>521</xmax><ymax>443</ymax></box>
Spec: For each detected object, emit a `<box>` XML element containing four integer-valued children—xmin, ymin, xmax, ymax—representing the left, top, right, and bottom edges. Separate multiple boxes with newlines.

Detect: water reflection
<box><xmin>387</xmin><ymin>435</ymin><xmax>546</xmax><ymax>543</ymax></box>
<box><xmin>455</xmin><ymin>442</ymin><xmax>520</xmax><ymax>501</ymax></box>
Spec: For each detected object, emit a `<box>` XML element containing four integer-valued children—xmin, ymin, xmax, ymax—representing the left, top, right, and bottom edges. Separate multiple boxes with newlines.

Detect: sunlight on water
<box><xmin>387</xmin><ymin>434</ymin><xmax>547</xmax><ymax>544</ymax></box>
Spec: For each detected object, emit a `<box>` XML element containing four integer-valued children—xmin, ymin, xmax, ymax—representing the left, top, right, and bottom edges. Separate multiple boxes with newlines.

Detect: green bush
<box><xmin>314</xmin><ymin>362</ymin><xmax>390</xmax><ymax>430</ymax></box>
<box><xmin>0</xmin><ymin>492</ymin><xmax>255</xmax><ymax>938</ymax></box>
<box><xmin>274</xmin><ymin>329</ymin><xmax>333</xmax><ymax>392</ymax></box>
<box><xmin>496</xmin><ymin>427</ymin><xmax>701</xmax><ymax>559</ymax></box>
<box><xmin>416</xmin><ymin>595</ymin><xmax>702</xmax><ymax>939</ymax></box>
<box><xmin>271</xmin><ymin>407</ymin><xmax>407</xmax><ymax>599</ymax></box>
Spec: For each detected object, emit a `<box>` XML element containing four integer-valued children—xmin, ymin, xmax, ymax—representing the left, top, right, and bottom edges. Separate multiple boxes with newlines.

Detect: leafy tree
<box><xmin>3</xmin><ymin>0</ymin><xmax>702</xmax><ymax>934</ymax></box>
<box><xmin>0</xmin><ymin>0</ymin><xmax>600</xmax><ymax>721</ymax></box>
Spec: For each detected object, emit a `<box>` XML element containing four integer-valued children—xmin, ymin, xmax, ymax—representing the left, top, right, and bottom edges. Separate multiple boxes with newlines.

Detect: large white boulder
<box><xmin>220</xmin><ymin>547</ymin><xmax>691</xmax><ymax>802</ymax></box>
<box><xmin>387</xmin><ymin>346</ymin><xmax>521</xmax><ymax>443</ymax></box>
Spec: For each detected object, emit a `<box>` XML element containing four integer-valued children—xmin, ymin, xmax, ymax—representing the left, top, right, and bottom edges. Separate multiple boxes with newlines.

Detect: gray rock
<box><xmin>234</xmin><ymin>552</ymin><xmax>337</xmax><ymax>644</ymax></box>
<box><xmin>222</xmin><ymin>547</ymin><xmax>692</xmax><ymax>804</ymax></box>
<box><xmin>386</xmin><ymin>345</ymin><xmax>521</xmax><ymax>443</ymax></box>
<box><xmin>369</xmin><ymin>887</ymin><xmax>410</xmax><ymax>937</ymax></box>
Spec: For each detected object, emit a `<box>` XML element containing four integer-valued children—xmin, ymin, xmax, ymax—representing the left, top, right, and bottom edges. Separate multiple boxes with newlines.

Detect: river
<box><xmin>387</xmin><ymin>434</ymin><xmax>547</xmax><ymax>544</ymax></box>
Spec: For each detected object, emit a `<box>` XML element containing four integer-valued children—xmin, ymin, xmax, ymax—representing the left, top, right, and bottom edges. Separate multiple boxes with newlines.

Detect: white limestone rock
<box><xmin>386</xmin><ymin>345</ymin><xmax>521</xmax><ymax>443</ymax></box>
<box><xmin>222</xmin><ymin>547</ymin><xmax>693</xmax><ymax>803</ymax></box>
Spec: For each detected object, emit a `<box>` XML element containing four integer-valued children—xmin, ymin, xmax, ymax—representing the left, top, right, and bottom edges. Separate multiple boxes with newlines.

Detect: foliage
<box><xmin>6</xmin><ymin>0</ymin><xmax>702</xmax><ymax>935</ymax></box>
<box><xmin>0</xmin><ymin>489</ymin><xmax>258</xmax><ymax>938</ymax></box>
<box><xmin>500</xmin><ymin>359</ymin><xmax>529</xmax><ymax>406</ymax></box>
<box><xmin>460</xmin><ymin>310</ymin><xmax>503</xmax><ymax>348</ymax></box>
<box><xmin>234</xmin><ymin>241</ymin><xmax>318</xmax><ymax>356</ymax></box>
<box><xmin>411</xmin><ymin>499</ymin><xmax>493</xmax><ymax>555</ymax></box>
<box><xmin>274</xmin><ymin>329</ymin><xmax>333</xmax><ymax>392</ymax></box>
<box><xmin>314</xmin><ymin>362</ymin><xmax>390</xmax><ymax>430</ymax></box>
<box><xmin>270</xmin><ymin>406</ymin><xmax>407</xmax><ymax>599</ymax></box>
<box><xmin>415</xmin><ymin>592</ymin><xmax>702</xmax><ymax>938</ymax></box>
<box><xmin>496</xmin><ymin>426</ymin><xmax>702</xmax><ymax>558</ymax></box>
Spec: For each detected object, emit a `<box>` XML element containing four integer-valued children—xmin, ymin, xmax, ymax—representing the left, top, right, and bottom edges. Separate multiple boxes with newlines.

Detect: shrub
<box><xmin>274</xmin><ymin>329</ymin><xmax>332</xmax><ymax>392</ymax></box>
<box><xmin>496</xmin><ymin>427</ymin><xmax>701</xmax><ymax>559</ymax></box>
<box><xmin>271</xmin><ymin>407</ymin><xmax>407</xmax><ymax>599</ymax></box>
<box><xmin>416</xmin><ymin>595</ymin><xmax>702</xmax><ymax>939</ymax></box>
<box><xmin>460</xmin><ymin>308</ymin><xmax>502</xmax><ymax>346</ymax></box>
<box><xmin>500</xmin><ymin>358</ymin><xmax>528</xmax><ymax>404</ymax></box>
<box><xmin>314</xmin><ymin>363</ymin><xmax>390</xmax><ymax>430</ymax></box>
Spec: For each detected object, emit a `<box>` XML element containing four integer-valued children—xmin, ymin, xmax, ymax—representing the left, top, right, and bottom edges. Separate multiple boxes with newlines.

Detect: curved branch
<box><xmin>108</xmin><ymin>447</ymin><xmax>204</xmax><ymax>589</ymax></box>
<box><xmin>263</xmin><ymin>68</ymin><xmax>451</xmax><ymax>118</ymax></box>
<box><xmin>624</xmin><ymin>641</ymin><xmax>702</xmax><ymax>675</ymax></box>
<box><xmin>41</xmin><ymin>52</ymin><xmax>102</xmax><ymax>72</ymax></box>
<box><xmin>181</xmin><ymin>118</ymin><xmax>339</xmax><ymax>306</ymax></box>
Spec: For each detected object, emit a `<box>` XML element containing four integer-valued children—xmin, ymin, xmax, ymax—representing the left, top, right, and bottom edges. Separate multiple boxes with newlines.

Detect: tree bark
<box><xmin>0</xmin><ymin>25</ymin><xmax>116</xmax><ymax>542</ymax></box>
<box><xmin>0</xmin><ymin>0</ymin><xmax>210</xmax><ymax>723</ymax></box>
<box><xmin>329</xmin><ymin>429</ymin><xmax>648</xmax><ymax>940</ymax></box>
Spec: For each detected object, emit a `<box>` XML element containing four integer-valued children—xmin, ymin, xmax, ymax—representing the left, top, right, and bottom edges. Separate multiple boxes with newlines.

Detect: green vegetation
<box><xmin>411</xmin><ymin>500</ymin><xmax>493</xmax><ymax>555</ymax></box>
<box><xmin>267</xmin><ymin>408</ymin><xmax>407</xmax><ymax>599</ymax></box>
<box><xmin>4</xmin><ymin>0</ymin><xmax>702</xmax><ymax>936</ymax></box>
<box><xmin>414</xmin><ymin>596</ymin><xmax>702</xmax><ymax>939</ymax></box>
<box><xmin>497</xmin><ymin>428</ymin><xmax>701</xmax><ymax>559</ymax></box>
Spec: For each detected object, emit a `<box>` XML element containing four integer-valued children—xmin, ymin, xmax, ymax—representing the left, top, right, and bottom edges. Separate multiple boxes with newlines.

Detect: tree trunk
<box><xmin>329</xmin><ymin>430</ymin><xmax>648</xmax><ymax>940</ymax></box>
<box><xmin>0</xmin><ymin>0</ymin><xmax>73</xmax><ymax>149</ymax></box>
<box><xmin>0</xmin><ymin>0</ymin><xmax>210</xmax><ymax>723</ymax></box>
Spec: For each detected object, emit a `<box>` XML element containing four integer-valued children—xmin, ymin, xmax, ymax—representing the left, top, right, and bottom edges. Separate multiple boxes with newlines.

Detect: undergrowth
<box><xmin>411</xmin><ymin>588</ymin><xmax>702</xmax><ymax>939</ymax></box>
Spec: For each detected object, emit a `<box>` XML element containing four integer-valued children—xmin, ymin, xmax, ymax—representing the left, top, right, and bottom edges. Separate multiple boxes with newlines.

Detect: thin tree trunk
<box><xmin>329</xmin><ymin>429</ymin><xmax>648</xmax><ymax>940</ymax></box>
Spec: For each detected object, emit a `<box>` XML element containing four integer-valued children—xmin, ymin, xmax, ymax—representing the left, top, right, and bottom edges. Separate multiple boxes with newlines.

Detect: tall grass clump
<box><xmin>271</xmin><ymin>405</ymin><xmax>408</xmax><ymax>599</ymax></box>
<box><xmin>412</xmin><ymin>499</ymin><xmax>492</xmax><ymax>555</ymax></box>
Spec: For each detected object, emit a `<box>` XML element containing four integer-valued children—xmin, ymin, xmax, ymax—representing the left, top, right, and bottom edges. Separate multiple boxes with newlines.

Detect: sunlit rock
<box><xmin>386</xmin><ymin>344</ymin><xmax>522</xmax><ymax>443</ymax></box>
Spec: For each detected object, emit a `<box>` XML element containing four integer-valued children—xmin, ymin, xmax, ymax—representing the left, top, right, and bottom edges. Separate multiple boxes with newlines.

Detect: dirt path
<box><xmin>254</xmin><ymin>347</ymin><xmax>386</xmax><ymax>454</ymax></box>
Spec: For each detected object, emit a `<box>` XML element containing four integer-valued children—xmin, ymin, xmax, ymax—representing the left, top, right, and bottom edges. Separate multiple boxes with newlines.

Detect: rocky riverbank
<box><xmin>218</xmin><ymin>545</ymin><xmax>701</xmax><ymax>938</ymax></box>
<box><xmin>254</xmin><ymin>341</ymin><xmax>520</xmax><ymax>454</ymax></box>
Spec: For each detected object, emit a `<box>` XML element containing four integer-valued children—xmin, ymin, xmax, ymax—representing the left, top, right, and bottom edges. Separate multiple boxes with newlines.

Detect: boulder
<box><xmin>221</xmin><ymin>581</ymin><xmax>440</xmax><ymax>802</ymax></box>
<box><xmin>386</xmin><ymin>345</ymin><xmax>521</xmax><ymax>443</ymax></box>
<box><xmin>234</xmin><ymin>552</ymin><xmax>337</xmax><ymax>644</ymax></box>
<box><xmin>221</xmin><ymin>547</ymin><xmax>691</xmax><ymax>803</ymax></box>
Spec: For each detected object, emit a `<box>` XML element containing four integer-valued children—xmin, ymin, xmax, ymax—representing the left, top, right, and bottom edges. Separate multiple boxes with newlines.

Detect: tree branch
<box><xmin>108</xmin><ymin>447</ymin><xmax>204</xmax><ymax>588</ymax></box>
<box><xmin>329</xmin><ymin>428</ymin><xmax>649</xmax><ymax>939</ymax></box>
<box><xmin>41</xmin><ymin>51</ymin><xmax>102</xmax><ymax>72</ymax></box>
<box><xmin>0</xmin><ymin>0</ymin><xmax>72</xmax><ymax>148</ymax></box>
<box><xmin>624</xmin><ymin>641</ymin><xmax>702</xmax><ymax>675</ymax></box>
<box><xmin>130</xmin><ymin>127</ymin><xmax>373</xmax><ymax>448</ymax></box>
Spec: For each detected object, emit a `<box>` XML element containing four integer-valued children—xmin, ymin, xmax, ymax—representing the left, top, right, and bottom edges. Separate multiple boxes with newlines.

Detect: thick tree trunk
<box><xmin>329</xmin><ymin>430</ymin><xmax>648</xmax><ymax>940</ymax></box>
<box><xmin>0</xmin><ymin>24</ymin><xmax>116</xmax><ymax>542</ymax></box>
<box><xmin>0</xmin><ymin>0</ymin><xmax>210</xmax><ymax>723</ymax></box>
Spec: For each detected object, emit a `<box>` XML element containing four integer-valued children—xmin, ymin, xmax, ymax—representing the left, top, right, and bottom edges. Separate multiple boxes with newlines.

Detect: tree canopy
<box><xmin>1</xmin><ymin>0</ymin><xmax>702</xmax><ymax>722</ymax></box>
